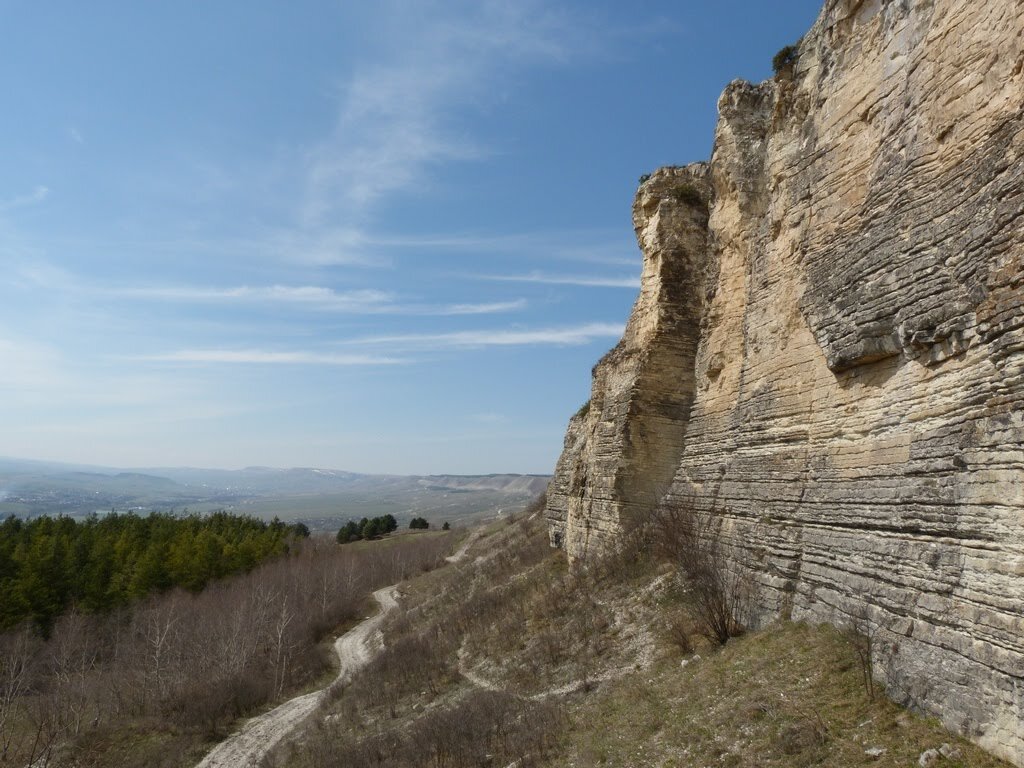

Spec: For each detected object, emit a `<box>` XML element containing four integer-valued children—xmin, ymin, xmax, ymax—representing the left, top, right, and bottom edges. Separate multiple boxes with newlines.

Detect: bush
<box><xmin>573</xmin><ymin>400</ymin><xmax>591</xmax><ymax>421</ymax></box>
<box><xmin>671</xmin><ymin>182</ymin><xmax>705</xmax><ymax>207</ymax></box>
<box><xmin>772</xmin><ymin>42</ymin><xmax>800</xmax><ymax>75</ymax></box>
<box><xmin>409</xmin><ymin>517</ymin><xmax>429</xmax><ymax>530</ymax></box>
<box><xmin>664</xmin><ymin>610</ymin><xmax>696</xmax><ymax>655</ymax></box>
<box><xmin>653</xmin><ymin>502</ymin><xmax>749</xmax><ymax>645</ymax></box>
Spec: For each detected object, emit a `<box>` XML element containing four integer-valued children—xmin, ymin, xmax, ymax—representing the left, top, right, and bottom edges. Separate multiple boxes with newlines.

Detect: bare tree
<box><xmin>134</xmin><ymin>596</ymin><xmax>183</xmax><ymax>710</ymax></box>
<box><xmin>653</xmin><ymin>501</ymin><xmax>749</xmax><ymax>645</ymax></box>
<box><xmin>843</xmin><ymin>603</ymin><xmax>876</xmax><ymax>701</ymax></box>
<box><xmin>48</xmin><ymin>608</ymin><xmax>102</xmax><ymax>736</ymax></box>
<box><xmin>0</xmin><ymin>629</ymin><xmax>35</xmax><ymax>762</ymax></box>
<box><xmin>0</xmin><ymin>531</ymin><xmax>454</xmax><ymax>760</ymax></box>
<box><xmin>271</xmin><ymin>594</ymin><xmax>298</xmax><ymax>699</ymax></box>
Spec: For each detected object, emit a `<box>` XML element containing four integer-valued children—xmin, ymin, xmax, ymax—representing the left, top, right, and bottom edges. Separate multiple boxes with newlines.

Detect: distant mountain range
<box><xmin>0</xmin><ymin>457</ymin><xmax>550</xmax><ymax>530</ymax></box>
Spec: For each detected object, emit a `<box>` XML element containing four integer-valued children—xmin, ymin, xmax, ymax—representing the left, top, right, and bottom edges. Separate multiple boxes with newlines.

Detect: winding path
<box><xmin>445</xmin><ymin>528</ymin><xmax>482</xmax><ymax>564</ymax></box>
<box><xmin>194</xmin><ymin>586</ymin><xmax>399</xmax><ymax>768</ymax></box>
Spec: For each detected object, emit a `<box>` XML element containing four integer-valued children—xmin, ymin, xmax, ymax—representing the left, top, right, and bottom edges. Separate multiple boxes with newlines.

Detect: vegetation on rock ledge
<box><xmin>772</xmin><ymin>40</ymin><xmax>801</xmax><ymax>75</ymax></box>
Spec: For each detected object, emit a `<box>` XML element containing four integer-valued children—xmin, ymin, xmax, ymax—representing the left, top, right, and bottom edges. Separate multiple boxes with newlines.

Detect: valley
<box><xmin>0</xmin><ymin>458</ymin><xmax>548</xmax><ymax>530</ymax></box>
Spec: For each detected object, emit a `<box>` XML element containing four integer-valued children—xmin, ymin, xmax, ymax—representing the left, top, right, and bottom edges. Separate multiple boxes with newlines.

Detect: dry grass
<box><xmin>268</xmin><ymin>502</ymin><xmax>1011</xmax><ymax>768</ymax></box>
<box><xmin>550</xmin><ymin>621</ymin><xmax>1010</xmax><ymax>767</ymax></box>
<box><xmin>271</xmin><ymin>506</ymin><xmax>572</xmax><ymax>768</ymax></box>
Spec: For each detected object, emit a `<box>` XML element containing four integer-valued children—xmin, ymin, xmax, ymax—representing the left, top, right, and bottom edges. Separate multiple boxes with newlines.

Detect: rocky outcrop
<box><xmin>546</xmin><ymin>165</ymin><xmax>711</xmax><ymax>555</ymax></box>
<box><xmin>546</xmin><ymin>0</ymin><xmax>1024</xmax><ymax>764</ymax></box>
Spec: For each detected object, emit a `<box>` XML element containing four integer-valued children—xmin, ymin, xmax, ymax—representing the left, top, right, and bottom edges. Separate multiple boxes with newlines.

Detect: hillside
<box><xmin>263</xmin><ymin>509</ymin><xmax>1010</xmax><ymax>768</ymax></box>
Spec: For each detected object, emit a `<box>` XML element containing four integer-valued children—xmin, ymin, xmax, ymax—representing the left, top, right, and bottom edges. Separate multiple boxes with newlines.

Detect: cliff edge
<box><xmin>546</xmin><ymin>0</ymin><xmax>1024</xmax><ymax>763</ymax></box>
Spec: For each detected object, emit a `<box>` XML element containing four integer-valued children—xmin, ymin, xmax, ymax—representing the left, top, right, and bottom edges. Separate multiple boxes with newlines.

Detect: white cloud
<box><xmin>69</xmin><ymin>127</ymin><xmax>85</xmax><ymax>144</ymax></box>
<box><xmin>117</xmin><ymin>284</ymin><xmax>395</xmax><ymax>309</ymax></box>
<box><xmin>477</xmin><ymin>272</ymin><xmax>641</xmax><ymax>288</ymax></box>
<box><xmin>301</xmin><ymin>1</ymin><xmax>578</xmax><ymax>227</ymax></box>
<box><xmin>139</xmin><ymin>349</ymin><xmax>408</xmax><ymax>365</ymax></box>
<box><xmin>270</xmin><ymin>227</ymin><xmax>386</xmax><ymax>267</ymax></box>
<box><xmin>110</xmin><ymin>283</ymin><xmax>525</xmax><ymax>316</ymax></box>
<box><xmin>286</xmin><ymin>226</ymin><xmax>638</xmax><ymax>267</ymax></box>
<box><xmin>437</xmin><ymin>300</ymin><xmax>527</xmax><ymax>315</ymax></box>
<box><xmin>0</xmin><ymin>185</ymin><xmax>50</xmax><ymax>212</ymax></box>
<box><xmin>347</xmin><ymin>321</ymin><xmax>624</xmax><ymax>349</ymax></box>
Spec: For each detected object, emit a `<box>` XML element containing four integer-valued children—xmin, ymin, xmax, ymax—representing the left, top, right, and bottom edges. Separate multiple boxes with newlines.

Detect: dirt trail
<box><xmin>194</xmin><ymin>586</ymin><xmax>398</xmax><ymax>768</ymax></box>
<box><xmin>445</xmin><ymin>528</ymin><xmax>482</xmax><ymax>564</ymax></box>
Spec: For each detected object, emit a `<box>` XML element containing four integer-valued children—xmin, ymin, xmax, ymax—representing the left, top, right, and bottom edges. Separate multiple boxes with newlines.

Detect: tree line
<box><xmin>0</xmin><ymin>532</ymin><xmax>453</xmax><ymax>768</ymax></box>
<box><xmin>0</xmin><ymin>511</ymin><xmax>310</xmax><ymax>636</ymax></box>
<box><xmin>336</xmin><ymin>515</ymin><xmax>447</xmax><ymax>543</ymax></box>
<box><xmin>336</xmin><ymin>515</ymin><xmax>399</xmax><ymax>543</ymax></box>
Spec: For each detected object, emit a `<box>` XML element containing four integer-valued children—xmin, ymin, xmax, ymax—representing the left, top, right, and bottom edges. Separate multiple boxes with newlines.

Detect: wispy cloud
<box><xmin>286</xmin><ymin>225</ymin><xmax>638</xmax><ymax>267</ymax></box>
<box><xmin>68</xmin><ymin>127</ymin><xmax>85</xmax><ymax>145</ymax></box>
<box><xmin>271</xmin><ymin>228</ymin><xmax>387</xmax><ymax>267</ymax></box>
<box><xmin>111</xmin><ymin>283</ymin><xmax>525</xmax><ymax>316</ymax></box>
<box><xmin>301</xmin><ymin>2</ymin><xmax>582</xmax><ymax>229</ymax></box>
<box><xmin>427</xmin><ymin>299</ymin><xmax>527</xmax><ymax>315</ymax></box>
<box><xmin>138</xmin><ymin>349</ymin><xmax>408</xmax><ymax>366</ymax></box>
<box><xmin>476</xmin><ymin>272</ymin><xmax>640</xmax><ymax>288</ymax></box>
<box><xmin>117</xmin><ymin>284</ymin><xmax>394</xmax><ymax>309</ymax></box>
<box><xmin>0</xmin><ymin>185</ymin><xmax>49</xmax><ymax>212</ymax></box>
<box><xmin>347</xmin><ymin>321</ymin><xmax>624</xmax><ymax>349</ymax></box>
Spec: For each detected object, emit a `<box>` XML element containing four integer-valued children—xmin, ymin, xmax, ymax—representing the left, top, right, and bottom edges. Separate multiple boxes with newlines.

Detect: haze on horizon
<box><xmin>0</xmin><ymin>1</ymin><xmax>820</xmax><ymax>475</ymax></box>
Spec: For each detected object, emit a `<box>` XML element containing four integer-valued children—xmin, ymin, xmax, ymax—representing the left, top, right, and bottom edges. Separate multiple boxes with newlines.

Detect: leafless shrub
<box><xmin>774</xmin><ymin>707</ymin><xmax>828</xmax><ymax>756</ymax></box>
<box><xmin>290</xmin><ymin>690</ymin><xmax>563</xmax><ymax>768</ymax></box>
<box><xmin>332</xmin><ymin>628</ymin><xmax>454</xmax><ymax>719</ymax></box>
<box><xmin>664</xmin><ymin>610</ymin><xmax>695</xmax><ymax>656</ymax></box>
<box><xmin>653</xmin><ymin>501</ymin><xmax>749</xmax><ymax>646</ymax></box>
<box><xmin>843</xmin><ymin>605</ymin><xmax>876</xmax><ymax>701</ymax></box>
<box><xmin>575</xmin><ymin>515</ymin><xmax>653</xmax><ymax>587</ymax></box>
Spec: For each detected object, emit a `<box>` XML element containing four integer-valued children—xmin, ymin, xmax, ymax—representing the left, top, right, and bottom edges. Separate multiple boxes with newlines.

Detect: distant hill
<box><xmin>0</xmin><ymin>457</ymin><xmax>549</xmax><ymax>529</ymax></box>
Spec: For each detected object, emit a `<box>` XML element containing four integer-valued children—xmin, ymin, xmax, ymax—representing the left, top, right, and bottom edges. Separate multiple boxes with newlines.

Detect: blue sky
<box><xmin>0</xmin><ymin>0</ymin><xmax>821</xmax><ymax>474</ymax></box>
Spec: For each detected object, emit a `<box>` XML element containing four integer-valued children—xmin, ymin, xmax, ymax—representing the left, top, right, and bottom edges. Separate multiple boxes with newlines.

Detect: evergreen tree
<box><xmin>0</xmin><ymin>510</ymin><xmax>309</xmax><ymax>632</ymax></box>
<box><xmin>362</xmin><ymin>518</ymin><xmax>381</xmax><ymax>539</ymax></box>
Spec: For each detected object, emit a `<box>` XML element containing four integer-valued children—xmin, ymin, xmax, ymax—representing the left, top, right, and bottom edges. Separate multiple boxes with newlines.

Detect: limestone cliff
<box><xmin>546</xmin><ymin>0</ymin><xmax>1024</xmax><ymax>763</ymax></box>
<box><xmin>546</xmin><ymin>165</ymin><xmax>711</xmax><ymax>556</ymax></box>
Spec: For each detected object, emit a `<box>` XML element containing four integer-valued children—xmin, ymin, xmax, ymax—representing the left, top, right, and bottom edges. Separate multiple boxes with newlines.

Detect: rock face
<box><xmin>546</xmin><ymin>0</ymin><xmax>1024</xmax><ymax>764</ymax></box>
<box><xmin>546</xmin><ymin>165</ymin><xmax>712</xmax><ymax>556</ymax></box>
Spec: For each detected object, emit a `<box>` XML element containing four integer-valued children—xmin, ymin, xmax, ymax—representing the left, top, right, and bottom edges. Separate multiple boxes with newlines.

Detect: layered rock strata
<box><xmin>546</xmin><ymin>165</ymin><xmax>711</xmax><ymax>556</ymax></box>
<box><xmin>546</xmin><ymin>0</ymin><xmax>1024</xmax><ymax>763</ymax></box>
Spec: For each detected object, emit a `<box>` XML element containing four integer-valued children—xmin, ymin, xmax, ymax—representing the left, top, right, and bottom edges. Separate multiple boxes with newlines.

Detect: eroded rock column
<box><xmin>546</xmin><ymin>165</ymin><xmax>712</xmax><ymax>560</ymax></box>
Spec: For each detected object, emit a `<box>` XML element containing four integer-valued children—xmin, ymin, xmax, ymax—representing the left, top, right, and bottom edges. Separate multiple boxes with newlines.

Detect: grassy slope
<box><xmin>273</xmin><ymin>510</ymin><xmax>1011</xmax><ymax>768</ymax></box>
<box><xmin>555</xmin><ymin>622</ymin><xmax>1006</xmax><ymax>767</ymax></box>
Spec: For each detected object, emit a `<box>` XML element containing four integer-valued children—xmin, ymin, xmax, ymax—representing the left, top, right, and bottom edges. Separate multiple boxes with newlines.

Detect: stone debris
<box><xmin>939</xmin><ymin>743</ymin><xmax>964</xmax><ymax>761</ymax></box>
